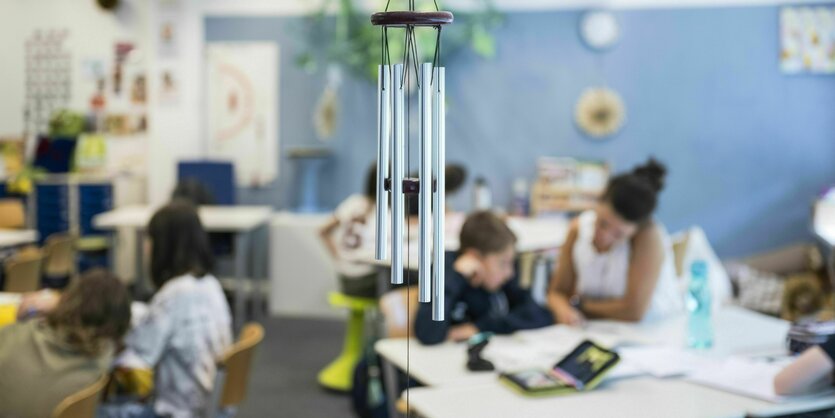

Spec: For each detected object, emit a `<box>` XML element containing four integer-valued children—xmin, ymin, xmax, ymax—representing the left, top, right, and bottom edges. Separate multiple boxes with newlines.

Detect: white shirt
<box><xmin>123</xmin><ymin>274</ymin><xmax>233</xmax><ymax>418</ymax></box>
<box><xmin>333</xmin><ymin>194</ymin><xmax>377</xmax><ymax>278</ymax></box>
<box><xmin>573</xmin><ymin>211</ymin><xmax>683</xmax><ymax>321</ymax></box>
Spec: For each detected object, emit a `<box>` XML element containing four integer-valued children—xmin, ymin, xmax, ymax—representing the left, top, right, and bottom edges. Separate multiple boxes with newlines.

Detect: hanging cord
<box><xmin>404</xmin><ymin>22</ymin><xmax>413</xmax><ymax>418</ymax></box>
<box><xmin>430</xmin><ymin>26</ymin><xmax>441</xmax><ymax>85</ymax></box>
<box><xmin>409</xmin><ymin>27</ymin><xmax>421</xmax><ymax>89</ymax></box>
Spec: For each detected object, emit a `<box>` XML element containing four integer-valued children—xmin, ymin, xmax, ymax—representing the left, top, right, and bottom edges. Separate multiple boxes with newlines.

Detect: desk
<box><xmin>0</xmin><ymin>229</ymin><xmax>38</xmax><ymax>249</ymax></box>
<box><xmin>375</xmin><ymin>307</ymin><xmax>833</xmax><ymax>418</ymax></box>
<box><xmin>376</xmin><ymin>307</ymin><xmax>789</xmax><ymax>387</ymax></box>
<box><xmin>93</xmin><ymin>205</ymin><xmax>272</xmax><ymax>331</ymax></box>
<box><xmin>406</xmin><ymin>377</ymin><xmax>835</xmax><ymax>418</ymax></box>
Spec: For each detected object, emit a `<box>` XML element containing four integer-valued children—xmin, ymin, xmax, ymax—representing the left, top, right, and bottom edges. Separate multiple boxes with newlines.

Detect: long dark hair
<box><xmin>602</xmin><ymin>158</ymin><xmax>667</xmax><ymax>224</ymax></box>
<box><xmin>148</xmin><ymin>200</ymin><xmax>214</xmax><ymax>289</ymax></box>
<box><xmin>46</xmin><ymin>269</ymin><xmax>131</xmax><ymax>357</ymax></box>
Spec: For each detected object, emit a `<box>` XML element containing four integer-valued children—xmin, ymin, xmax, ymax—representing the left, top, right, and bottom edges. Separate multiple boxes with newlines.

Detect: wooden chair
<box><xmin>51</xmin><ymin>374</ymin><xmax>109</xmax><ymax>418</ymax></box>
<box><xmin>3</xmin><ymin>248</ymin><xmax>43</xmax><ymax>292</ymax></box>
<box><xmin>42</xmin><ymin>233</ymin><xmax>76</xmax><ymax>288</ymax></box>
<box><xmin>209</xmin><ymin>323</ymin><xmax>265</xmax><ymax>418</ymax></box>
<box><xmin>0</xmin><ymin>198</ymin><xmax>25</xmax><ymax>229</ymax></box>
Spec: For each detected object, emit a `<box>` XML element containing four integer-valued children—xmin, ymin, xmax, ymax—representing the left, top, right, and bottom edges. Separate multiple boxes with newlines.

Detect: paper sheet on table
<box><xmin>686</xmin><ymin>357</ymin><xmax>833</xmax><ymax>403</ymax></box>
<box><xmin>618</xmin><ymin>346</ymin><xmax>712</xmax><ymax>378</ymax></box>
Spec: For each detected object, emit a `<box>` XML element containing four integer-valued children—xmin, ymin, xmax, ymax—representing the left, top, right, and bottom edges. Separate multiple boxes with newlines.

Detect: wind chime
<box><xmin>372</xmin><ymin>2</ymin><xmax>453</xmax><ymax>321</ymax></box>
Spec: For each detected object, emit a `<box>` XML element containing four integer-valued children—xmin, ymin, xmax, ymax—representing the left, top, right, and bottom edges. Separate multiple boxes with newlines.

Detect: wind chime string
<box><xmin>404</xmin><ymin>23</ymin><xmax>413</xmax><ymax>418</ymax></box>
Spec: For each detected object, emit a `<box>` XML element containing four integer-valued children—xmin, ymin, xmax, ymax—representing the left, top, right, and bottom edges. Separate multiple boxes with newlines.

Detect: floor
<box><xmin>236</xmin><ymin>316</ymin><xmax>355</xmax><ymax>418</ymax></box>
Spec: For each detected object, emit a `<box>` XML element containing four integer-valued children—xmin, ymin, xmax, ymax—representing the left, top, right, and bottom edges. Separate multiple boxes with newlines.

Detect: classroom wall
<box><xmin>208</xmin><ymin>5</ymin><xmax>835</xmax><ymax>258</ymax></box>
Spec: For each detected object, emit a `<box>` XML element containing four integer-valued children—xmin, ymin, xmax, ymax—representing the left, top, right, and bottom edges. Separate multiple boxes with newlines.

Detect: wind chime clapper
<box><xmin>372</xmin><ymin>8</ymin><xmax>453</xmax><ymax>322</ymax></box>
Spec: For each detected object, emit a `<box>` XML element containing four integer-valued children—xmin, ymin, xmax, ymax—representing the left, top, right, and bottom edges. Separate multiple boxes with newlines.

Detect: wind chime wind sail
<box><xmin>372</xmin><ymin>3</ymin><xmax>453</xmax><ymax>321</ymax></box>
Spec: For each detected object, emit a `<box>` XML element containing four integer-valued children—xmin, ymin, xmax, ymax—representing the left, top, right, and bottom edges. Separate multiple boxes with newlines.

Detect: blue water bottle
<box><xmin>687</xmin><ymin>260</ymin><xmax>713</xmax><ymax>349</ymax></box>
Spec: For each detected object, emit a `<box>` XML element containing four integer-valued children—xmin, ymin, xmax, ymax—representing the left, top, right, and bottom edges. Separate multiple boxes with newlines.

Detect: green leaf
<box><xmin>471</xmin><ymin>25</ymin><xmax>496</xmax><ymax>58</ymax></box>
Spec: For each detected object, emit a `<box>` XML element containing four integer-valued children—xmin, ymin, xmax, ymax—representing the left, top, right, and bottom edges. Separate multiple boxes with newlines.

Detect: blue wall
<box><xmin>206</xmin><ymin>5</ymin><xmax>835</xmax><ymax>258</ymax></box>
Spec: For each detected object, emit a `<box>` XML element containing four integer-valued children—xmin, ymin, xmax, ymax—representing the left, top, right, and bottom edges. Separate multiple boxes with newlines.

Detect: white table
<box><xmin>376</xmin><ymin>307</ymin><xmax>789</xmax><ymax>387</ymax></box>
<box><xmin>406</xmin><ymin>377</ymin><xmax>835</xmax><ymax>418</ymax></box>
<box><xmin>93</xmin><ymin>205</ymin><xmax>272</xmax><ymax>332</ymax></box>
<box><xmin>0</xmin><ymin>229</ymin><xmax>38</xmax><ymax>249</ymax></box>
<box><xmin>376</xmin><ymin>307</ymin><xmax>835</xmax><ymax>418</ymax></box>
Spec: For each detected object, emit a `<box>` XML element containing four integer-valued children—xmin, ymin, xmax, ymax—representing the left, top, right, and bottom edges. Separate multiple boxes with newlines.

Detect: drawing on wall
<box><xmin>157</xmin><ymin>0</ymin><xmax>183</xmax><ymax>58</ymax></box>
<box><xmin>24</xmin><ymin>29</ymin><xmax>72</xmax><ymax>135</ymax></box>
<box><xmin>158</xmin><ymin>69</ymin><xmax>180</xmax><ymax>105</ymax></box>
<box><xmin>206</xmin><ymin>42</ymin><xmax>279</xmax><ymax>187</ymax></box>
<box><xmin>780</xmin><ymin>7</ymin><xmax>835</xmax><ymax>74</ymax></box>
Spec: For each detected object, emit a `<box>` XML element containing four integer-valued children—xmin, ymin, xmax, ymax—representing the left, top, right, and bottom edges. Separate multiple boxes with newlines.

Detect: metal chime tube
<box><xmin>375</xmin><ymin>65</ymin><xmax>391</xmax><ymax>261</ymax></box>
<box><xmin>432</xmin><ymin>66</ymin><xmax>446</xmax><ymax>321</ymax></box>
<box><xmin>391</xmin><ymin>64</ymin><xmax>405</xmax><ymax>285</ymax></box>
<box><xmin>418</xmin><ymin>63</ymin><xmax>433</xmax><ymax>303</ymax></box>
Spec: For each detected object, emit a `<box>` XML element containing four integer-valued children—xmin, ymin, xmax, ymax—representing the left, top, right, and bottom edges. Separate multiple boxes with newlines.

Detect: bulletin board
<box><xmin>780</xmin><ymin>7</ymin><xmax>835</xmax><ymax>74</ymax></box>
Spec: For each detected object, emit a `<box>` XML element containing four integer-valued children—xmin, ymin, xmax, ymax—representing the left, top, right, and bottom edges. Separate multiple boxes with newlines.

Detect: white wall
<box><xmin>0</xmin><ymin>0</ymin><xmax>149</xmax><ymax>136</ymax></box>
<box><xmin>146</xmin><ymin>0</ymin><xmax>205</xmax><ymax>205</ymax></box>
<box><xmin>0</xmin><ymin>0</ymin><xmax>205</xmax><ymax>206</ymax></box>
<box><xmin>201</xmin><ymin>0</ymin><xmax>835</xmax><ymax>15</ymax></box>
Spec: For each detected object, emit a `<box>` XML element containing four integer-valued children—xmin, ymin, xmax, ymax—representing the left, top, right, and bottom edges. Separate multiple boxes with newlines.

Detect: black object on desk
<box><xmin>466</xmin><ymin>332</ymin><xmax>495</xmax><ymax>372</ymax></box>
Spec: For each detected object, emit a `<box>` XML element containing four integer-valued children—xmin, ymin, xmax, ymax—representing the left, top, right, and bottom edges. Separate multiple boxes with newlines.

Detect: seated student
<box><xmin>320</xmin><ymin>164</ymin><xmax>378</xmax><ymax>298</ymax></box>
<box><xmin>415</xmin><ymin>211</ymin><xmax>552</xmax><ymax>345</ymax></box>
<box><xmin>774</xmin><ymin>339</ymin><xmax>835</xmax><ymax>396</ymax></box>
<box><xmin>547</xmin><ymin>158</ymin><xmax>683</xmax><ymax>325</ymax></box>
<box><xmin>0</xmin><ymin>269</ymin><xmax>131</xmax><ymax>418</ymax></box>
<box><xmin>100</xmin><ymin>201</ymin><xmax>233</xmax><ymax>418</ymax></box>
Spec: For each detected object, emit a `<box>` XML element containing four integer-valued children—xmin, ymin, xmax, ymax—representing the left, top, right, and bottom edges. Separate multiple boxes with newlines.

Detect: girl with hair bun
<box><xmin>547</xmin><ymin>158</ymin><xmax>683</xmax><ymax>324</ymax></box>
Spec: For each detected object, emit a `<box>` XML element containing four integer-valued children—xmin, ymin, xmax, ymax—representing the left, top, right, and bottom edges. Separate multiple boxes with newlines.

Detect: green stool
<box><xmin>318</xmin><ymin>292</ymin><xmax>377</xmax><ymax>392</ymax></box>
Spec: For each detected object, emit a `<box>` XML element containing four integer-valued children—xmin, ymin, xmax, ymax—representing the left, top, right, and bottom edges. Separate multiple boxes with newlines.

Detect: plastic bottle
<box><xmin>687</xmin><ymin>260</ymin><xmax>714</xmax><ymax>349</ymax></box>
<box><xmin>473</xmin><ymin>177</ymin><xmax>492</xmax><ymax>211</ymax></box>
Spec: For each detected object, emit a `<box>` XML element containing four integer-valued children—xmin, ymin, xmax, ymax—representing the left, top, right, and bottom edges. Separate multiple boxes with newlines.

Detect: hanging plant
<box><xmin>296</xmin><ymin>0</ymin><xmax>503</xmax><ymax>82</ymax></box>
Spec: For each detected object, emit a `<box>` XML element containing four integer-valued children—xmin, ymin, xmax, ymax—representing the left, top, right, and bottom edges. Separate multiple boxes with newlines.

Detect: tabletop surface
<box><xmin>376</xmin><ymin>306</ymin><xmax>834</xmax><ymax>418</ymax></box>
<box><xmin>93</xmin><ymin>205</ymin><xmax>273</xmax><ymax>232</ymax></box>
<box><xmin>405</xmin><ymin>376</ymin><xmax>835</xmax><ymax>418</ymax></box>
<box><xmin>376</xmin><ymin>306</ymin><xmax>790</xmax><ymax>386</ymax></box>
<box><xmin>0</xmin><ymin>229</ymin><xmax>38</xmax><ymax>248</ymax></box>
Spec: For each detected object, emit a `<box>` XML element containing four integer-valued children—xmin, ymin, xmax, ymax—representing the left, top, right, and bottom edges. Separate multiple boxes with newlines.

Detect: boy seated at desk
<box><xmin>415</xmin><ymin>211</ymin><xmax>552</xmax><ymax>345</ymax></box>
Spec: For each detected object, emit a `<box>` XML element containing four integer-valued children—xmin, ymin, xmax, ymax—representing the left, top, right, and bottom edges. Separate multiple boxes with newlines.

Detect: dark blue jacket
<box><xmin>415</xmin><ymin>251</ymin><xmax>553</xmax><ymax>345</ymax></box>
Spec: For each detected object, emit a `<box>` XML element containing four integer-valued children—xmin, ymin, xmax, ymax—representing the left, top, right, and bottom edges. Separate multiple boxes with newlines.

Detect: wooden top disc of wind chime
<box><xmin>371</xmin><ymin>11</ymin><xmax>454</xmax><ymax>27</ymax></box>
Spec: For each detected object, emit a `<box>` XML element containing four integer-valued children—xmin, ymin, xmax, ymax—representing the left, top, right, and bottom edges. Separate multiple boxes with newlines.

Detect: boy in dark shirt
<box><xmin>415</xmin><ymin>211</ymin><xmax>553</xmax><ymax>345</ymax></box>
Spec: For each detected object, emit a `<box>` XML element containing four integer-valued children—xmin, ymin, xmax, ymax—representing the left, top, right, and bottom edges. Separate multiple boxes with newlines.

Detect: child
<box><xmin>0</xmin><ymin>269</ymin><xmax>131</xmax><ymax>418</ymax></box>
<box><xmin>774</xmin><ymin>338</ymin><xmax>835</xmax><ymax>396</ymax></box>
<box><xmin>320</xmin><ymin>164</ymin><xmax>379</xmax><ymax>298</ymax></box>
<box><xmin>100</xmin><ymin>201</ymin><xmax>233</xmax><ymax>418</ymax></box>
<box><xmin>415</xmin><ymin>211</ymin><xmax>552</xmax><ymax>345</ymax></box>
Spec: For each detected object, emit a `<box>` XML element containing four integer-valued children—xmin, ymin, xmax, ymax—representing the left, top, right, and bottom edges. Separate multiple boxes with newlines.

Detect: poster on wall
<box><xmin>206</xmin><ymin>42</ymin><xmax>279</xmax><ymax>187</ymax></box>
<box><xmin>157</xmin><ymin>0</ymin><xmax>183</xmax><ymax>59</ymax></box>
<box><xmin>780</xmin><ymin>7</ymin><xmax>835</xmax><ymax>74</ymax></box>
